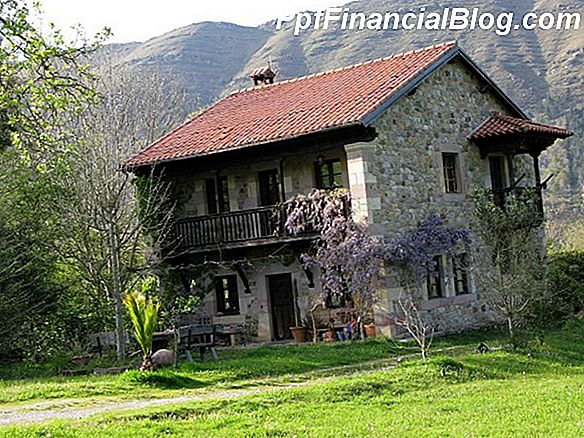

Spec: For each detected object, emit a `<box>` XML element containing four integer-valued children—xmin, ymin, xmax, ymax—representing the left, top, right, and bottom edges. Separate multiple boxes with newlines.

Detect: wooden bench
<box><xmin>178</xmin><ymin>325</ymin><xmax>217</xmax><ymax>362</ymax></box>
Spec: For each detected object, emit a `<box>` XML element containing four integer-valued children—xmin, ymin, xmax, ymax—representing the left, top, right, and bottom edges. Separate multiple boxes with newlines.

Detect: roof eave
<box><xmin>457</xmin><ymin>48</ymin><xmax>528</xmax><ymax>119</ymax></box>
<box><xmin>124</xmin><ymin>122</ymin><xmax>366</xmax><ymax>172</ymax></box>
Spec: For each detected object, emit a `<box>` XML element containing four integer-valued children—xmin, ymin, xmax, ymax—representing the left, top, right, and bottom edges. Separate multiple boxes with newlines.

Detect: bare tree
<box><xmin>57</xmin><ymin>60</ymin><xmax>188</xmax><ymax>359</ymax></box>
<box><xmin>394</xmin><ymin>285</ymin><xmax>434</xmax><ymax>360</ymax></box>
<box><xmin>472</xmin><ymin>187</ymin><xmax>546</xmax><ymax>348</ymax></box>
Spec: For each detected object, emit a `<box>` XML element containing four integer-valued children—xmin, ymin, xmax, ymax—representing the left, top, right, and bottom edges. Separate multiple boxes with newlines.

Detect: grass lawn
<box><xmin>0</xmin><ymin>337</ymin><xmax>417</xmax><ymax>404</ymax></box>
<box><xmin>2</xmin><ymin>321</ymin><xmax>584</xmax><ymax>436</ymax></box>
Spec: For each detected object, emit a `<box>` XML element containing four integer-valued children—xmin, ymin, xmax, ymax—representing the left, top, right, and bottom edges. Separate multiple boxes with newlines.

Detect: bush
<box><xmin>548</xmin><ymin>250</ymin><xmax>584</xmax><ymax>314</ymax></box>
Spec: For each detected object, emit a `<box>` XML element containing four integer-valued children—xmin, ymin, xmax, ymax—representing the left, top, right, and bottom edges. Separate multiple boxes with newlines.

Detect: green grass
<box><xmin>0</xmin><ymin>337</ymin><xmax>419</xmax><ymax>404</ymax></box>
<box><xmin>3</xmin><ymin>324</ymin><xmax>584</xmax><ymax>437</ymax></box>
<box><xmin>3</xmin><ymin>322</ymin><xmax>583</xmax><ymax>436</ymax></box>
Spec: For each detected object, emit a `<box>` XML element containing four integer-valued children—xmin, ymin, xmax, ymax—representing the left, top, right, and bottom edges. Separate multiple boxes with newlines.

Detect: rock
<box><xmin>152</xmin><ymin>349</ymin><xmax>175</xmax><ymax>367</ymax></box>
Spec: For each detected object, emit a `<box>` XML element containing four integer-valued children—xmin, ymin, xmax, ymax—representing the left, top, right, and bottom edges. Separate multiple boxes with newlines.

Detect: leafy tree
<box><xmin>0</xmin><ymin>0</ymin><xmax>106</xmax><ymax>360</ymax></box>
<box><xmin>123</xmin><ymin>278</ymin><xmax>160</xmax><ymax>371</ymax></box>
<box><xmin>0</xmin><ymin>0</ymin><xmax>107</xmax><ymax>149</ymax></box>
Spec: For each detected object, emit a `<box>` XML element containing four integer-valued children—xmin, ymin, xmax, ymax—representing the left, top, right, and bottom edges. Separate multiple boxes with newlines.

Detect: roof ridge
<box><xmin>227</xmin><ymin>40</ymin><xmax>458</xmax><ymax>97</ymax></box>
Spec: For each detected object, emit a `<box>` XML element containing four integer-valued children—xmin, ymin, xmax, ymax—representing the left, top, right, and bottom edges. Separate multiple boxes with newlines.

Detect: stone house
<box><xmin>124</xmin><ymin>41</ymin><xmax>573</xmax><ymax>342</ymax></box>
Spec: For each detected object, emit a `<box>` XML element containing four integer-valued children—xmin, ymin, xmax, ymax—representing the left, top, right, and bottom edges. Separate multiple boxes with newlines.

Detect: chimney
<box><xmin>250</xmin><ymin>66</ymin><xmax>276</xmax><ymax>86</ymax></box>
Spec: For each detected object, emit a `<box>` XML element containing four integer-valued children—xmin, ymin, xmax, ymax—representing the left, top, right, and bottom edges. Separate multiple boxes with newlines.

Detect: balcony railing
<box><xmin>170</xmin><ymin>205</ymin><xmax>309</xmax><ymax>252</ymax></box>
<box><xmin>490</xmin><ymin>186</ymin><xmax>544</xmax><ymax>226</ymax></box>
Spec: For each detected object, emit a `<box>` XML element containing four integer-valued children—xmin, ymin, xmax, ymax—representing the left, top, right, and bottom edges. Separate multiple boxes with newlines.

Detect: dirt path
<box><xmin>0</xmin><ymin>385</ymin><xmax>298</xmax><ymax>426</ymax></box>
<box><xmin>0</xmin><ymin>347</ymin><xmax>465</xmax><ymax>426</ymax></box>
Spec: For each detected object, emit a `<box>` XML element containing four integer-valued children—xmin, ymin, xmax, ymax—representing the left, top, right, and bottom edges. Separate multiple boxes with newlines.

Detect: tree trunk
<box><xmin>141</xmin><ymin>354</ymin><xmax>154</xmax><ymax>372</ymax></box>
<box><xmin>108</xmin><ymin>220</ymin><xmax>126</xmax><ymax>360</ymax></box>
<box><xmin>507</xmin><ymin>315</ymin><xmax>517</xmax><ymax>349</ymax></box>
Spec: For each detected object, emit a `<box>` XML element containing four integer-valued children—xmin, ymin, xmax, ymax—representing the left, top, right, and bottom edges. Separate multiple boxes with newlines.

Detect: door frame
<box><xmin>266</xmin><ymin>272</ymin><xmax>295</xmax><ymax>341</ymax></box>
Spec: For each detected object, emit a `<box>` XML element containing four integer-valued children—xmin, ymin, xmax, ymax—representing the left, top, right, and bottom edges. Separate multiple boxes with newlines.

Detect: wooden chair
<box><xmin>178</xmin><ymin>325</ymin><xmax>218</xmax><ymax>361</ymax></box>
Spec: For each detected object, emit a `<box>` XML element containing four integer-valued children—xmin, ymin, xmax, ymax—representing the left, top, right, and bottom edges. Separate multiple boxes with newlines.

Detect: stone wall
<box><xmin>170</xmin><ymin>149</ymin><xmax>349</xmax><ymax>219</ymax></box>
<box><xmin>168</xmin><ymin>58</ymin><xmax>541</xmax><ymax>341</ymax></box>
<box><xmin>191</xmin><ymin>253</ymin><xmax>317</xmax><ymax>343</ymax></box>
<box><xmin>362</xmin><ymin>59</ymin><xmax>537</xmax><ymax>335</ymax></box>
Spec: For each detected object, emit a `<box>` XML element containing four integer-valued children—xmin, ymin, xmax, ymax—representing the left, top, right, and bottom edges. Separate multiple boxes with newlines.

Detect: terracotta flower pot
<box><xmin>364</xmin><ymin>323</ymin><xmax>377</xmax><ymax>338</ymax></box>
<box><xmin>323</xmin><ymin>331</ymin><xmax>336</xmax><ymax>342</ymax></box>
<box><xmin>290</xmin><ymin>326</ymin><xmax>307</xmax><ymax>343</ymax></box>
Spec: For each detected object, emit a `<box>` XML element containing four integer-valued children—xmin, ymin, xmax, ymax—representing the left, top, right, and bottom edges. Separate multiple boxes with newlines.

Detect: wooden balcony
<box><xmin>169</xmin><ymin>205</ymin><xmax>312</xmax><ymax>253</ymax></box>
<box><xmin>490</xmin><ymin>186</ymin><xmax>544</xmax><ymax>226</ymax></box>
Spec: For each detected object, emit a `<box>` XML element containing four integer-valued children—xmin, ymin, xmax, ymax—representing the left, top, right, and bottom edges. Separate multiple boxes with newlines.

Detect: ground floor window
<box><xmin>426</xmin><ymin>255</ymin><xmax>444</xmax><ymax>299</ymax></box>
<box><xmin>214</xmin><ymin>275</ymin><xmax>239</xmax><ymax>315</ymax></box>
<box><xmin>453</xmin><ymin>253</ymin><xmax>470</xmax><ymax>295</ymax></box>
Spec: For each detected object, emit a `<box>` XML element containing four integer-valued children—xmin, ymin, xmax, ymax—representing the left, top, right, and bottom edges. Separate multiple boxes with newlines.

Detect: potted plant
<box><xmin>290</xmin><ymin>326</ymin><xmax>307</xmax><ymax>343</ymax></box>
<box><xmin>364</xmin><ymin>322</ymin><xmax>377</xmax><ymax>338</ymax></box>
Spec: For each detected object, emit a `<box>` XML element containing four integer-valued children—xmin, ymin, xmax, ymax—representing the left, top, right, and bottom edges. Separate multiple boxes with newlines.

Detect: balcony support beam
<box><xmin>531</xmin><ymin>152</ymin><xmax>542</xmax><ymax>187</ymax></box>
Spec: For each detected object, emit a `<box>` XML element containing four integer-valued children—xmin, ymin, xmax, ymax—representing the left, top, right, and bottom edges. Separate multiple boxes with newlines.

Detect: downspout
<box><xmin>279</xmin><ymin>158</ymin><xmax>287</xmax><ymax>235</ymax></box>
<box><xmin>279</xmin><ymin>158</ymin><xmax>286</xmax><ymax>202</ymax></box>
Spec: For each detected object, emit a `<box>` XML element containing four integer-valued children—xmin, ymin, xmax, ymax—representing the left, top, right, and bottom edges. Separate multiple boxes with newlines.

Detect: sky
<box><xmin>37</xmin><ymin>0</ymin><xmax>343</xmax><ymax>43</ymax></box>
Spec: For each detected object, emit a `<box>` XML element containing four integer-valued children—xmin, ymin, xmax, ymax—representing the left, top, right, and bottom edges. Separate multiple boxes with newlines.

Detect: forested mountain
<box><xmin>104</xmin><ymin>0</ymin><xmax>583</xmax><ymax>218</ymax></box>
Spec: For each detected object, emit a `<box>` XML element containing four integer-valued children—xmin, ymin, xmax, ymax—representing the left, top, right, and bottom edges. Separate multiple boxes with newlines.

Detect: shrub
<box><xmin>548</xmin><ymin>250</ymin><xmax>584</xmax><ymax>314</ymax></box>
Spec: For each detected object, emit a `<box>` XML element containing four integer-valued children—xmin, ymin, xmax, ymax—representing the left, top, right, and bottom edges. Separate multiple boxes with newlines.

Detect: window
<box><xmin>205</xmin><ymin>178</ymin><xmax>217</xmax><ymax>214</ymax></box>
<box><xmin>258</xmin><ymin>169</ymin><xmax>280</xmax><ymax>206</ymax></box>
<box><xmin>453</xmin><ymin>253</ymin><xmax>470</xmax><ymax>295</ymax></box>
<box><xmin>315</xmin><ymin>158</ymin><xmax>343</xmax><ymax>189</ymax></box>
<box><xmin>217</xmin><ymin>176</ymin><xmax>230</xmax><ymax>213</ymax></box>
<box><xmin>426</xmin><ymin>255</ymin><xmax>444</xmax><ymax>299</ymax></box>
<box><xmin>489</xmin><ymin>156</ymin><xmax>509</xmax><ymax>190</ymax></box>
<box><xmin>442</xmin><ymin>153</ymin><xmax>460</xmax><ymax>193</ymax></box>
<box><xmin>205</xmin><ymin>176</ymin><xmax>230</xmax><ymax>214</ymax></box>
<box><xmin>214</xmin><ymin>275</ymin><xmax>239</xmax><ymax>315</ymax></box>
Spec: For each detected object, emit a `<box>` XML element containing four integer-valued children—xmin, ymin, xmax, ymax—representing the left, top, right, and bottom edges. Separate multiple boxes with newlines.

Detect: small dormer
<box><xmin>250</xmin><ymin>66</ymin><xmax>276</xmax><ymax>86</ymax></box>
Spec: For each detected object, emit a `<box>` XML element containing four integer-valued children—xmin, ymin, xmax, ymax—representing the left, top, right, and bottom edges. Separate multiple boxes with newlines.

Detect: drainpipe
<box><xmin>279</xmin><ymin>158</ymin><xmax>286</xmax><ymax>202</ymax></box>
<box><xmin>279</xmin><ymin>158</ymin><xmax>286</xmax><ymax>234</ymax></box>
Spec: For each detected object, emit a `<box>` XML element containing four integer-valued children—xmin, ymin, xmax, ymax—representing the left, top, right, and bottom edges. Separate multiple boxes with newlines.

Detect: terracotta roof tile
<box><xmin>125</xmin><ymin>41</ymin><xmax>458</xmax><ymax>168</ymax></box>
<box><xmin>471</xmin><ymin>114</ymin><xmax>574</xmax><ymax>141</ymax></box>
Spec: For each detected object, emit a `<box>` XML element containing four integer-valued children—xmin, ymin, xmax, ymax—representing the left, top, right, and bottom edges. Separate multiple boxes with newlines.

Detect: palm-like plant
<box><xmin>123</xmin><ymin>290</ymin><xmax>159</xmax><ymax>371</ymax></box>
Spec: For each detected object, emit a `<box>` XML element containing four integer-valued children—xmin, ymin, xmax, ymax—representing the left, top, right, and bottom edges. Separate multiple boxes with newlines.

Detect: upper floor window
<box><xmin>258</xmin><ymin>169</ymin><xmax>280</xmax><ymax>206</ymax></box>
<box><xmin>205</xmin><ymin>176</ymin><xmax>230</xmax><ymax>214</ymax></box>
<box><xmin>315</xmin><ymin>158</ymin><xmax>343</xmax><ymax>189</ymax></box>
<box><xmin>214</xmin><ymin>275</ymin><xmax>239</xmax><ymax>315</ymax></box>
<box><xmin>442</xmin><ymin>153</ymin><xmax>461</xmax><ymax>193</ymax></box>
<box><xmin>489</xmin><ymin>155</ymin><xmax>510</xmax><ymax>190</ymax></box>
<box><xmin>426</xmin><ymin>255</ymin><xmax>444</xmax><ymax>299</ymax></box>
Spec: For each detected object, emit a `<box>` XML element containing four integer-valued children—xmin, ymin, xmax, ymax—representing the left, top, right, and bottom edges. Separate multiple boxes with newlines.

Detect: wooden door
<box><xmin>267</xmin><ymin>273</ymin><xmax>295</xmax><ymax>341</ymax></box>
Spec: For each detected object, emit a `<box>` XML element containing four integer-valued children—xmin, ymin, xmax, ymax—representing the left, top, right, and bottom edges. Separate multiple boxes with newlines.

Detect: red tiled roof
<box><xmin>471</xmin><ymin>114</ymin><xmax>574</xmax><ymax>141</ymax></box>
<box><xmin>125</xmin><ymin>41</ymin><xmax>458</xmax><ymax>168</ymax></box>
